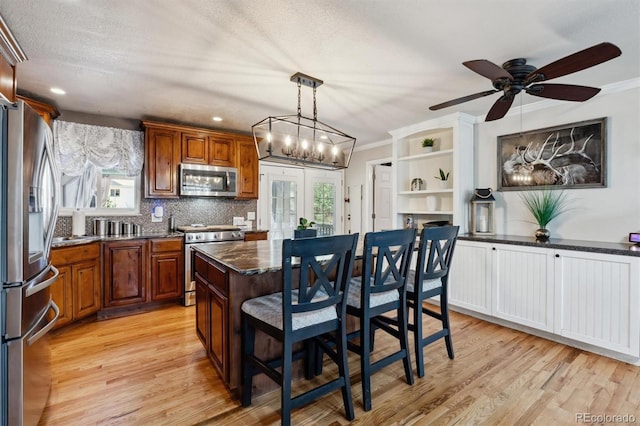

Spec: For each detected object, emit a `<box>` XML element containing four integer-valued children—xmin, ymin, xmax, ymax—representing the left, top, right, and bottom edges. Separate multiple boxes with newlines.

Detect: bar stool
<box><xmin>344</xmin><ymin>228</ymin><xmax>416</xmax><ymax>411</ymax></box>
<box><xmin>407</xmin><ymin>225</ymin><xmax>459</xmax><ymax>377</ymax></box>
<box><xmin>240</xmin><ymin>233</ymin><xmax>359</xmax><ymax>426</ymax></box>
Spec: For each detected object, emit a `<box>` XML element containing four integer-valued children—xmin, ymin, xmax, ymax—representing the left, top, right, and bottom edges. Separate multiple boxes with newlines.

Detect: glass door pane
<box><xmin>259</xmin><ymin>165</ymin><xmax>304</xmax><ymax>240</ymax></box>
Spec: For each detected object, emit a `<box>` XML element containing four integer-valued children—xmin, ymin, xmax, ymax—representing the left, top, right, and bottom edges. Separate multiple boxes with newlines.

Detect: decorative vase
<box><xmin>294</xmin><ymin>229</ymin><xmax>317</xmax><ymax>239</ymax></box>
<box><xmin>535</xmin><ymin>228</ymin><xmax>550</xmax><ymax>241</ymax></box>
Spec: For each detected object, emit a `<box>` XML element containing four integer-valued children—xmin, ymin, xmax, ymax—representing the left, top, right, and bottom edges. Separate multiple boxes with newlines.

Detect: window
<box><xmin>54</xmin><ymin>121</ymin><xmax>143</xmax><ymax>216</ymax></box>
<box><xmin>312</xmin><ymin>182</ymin><xmax>336</xmax><ymax>236</ymax></box>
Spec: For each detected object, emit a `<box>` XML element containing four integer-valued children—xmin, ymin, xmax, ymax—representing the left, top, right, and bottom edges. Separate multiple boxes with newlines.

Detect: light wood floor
<box><xmin>40</xmin><ymin>304</ymin><xmax>640</xmax><ymax>425</ymax></box>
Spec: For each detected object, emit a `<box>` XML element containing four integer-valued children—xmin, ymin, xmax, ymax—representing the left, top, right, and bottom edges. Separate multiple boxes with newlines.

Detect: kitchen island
<box><xmin>193</xmin><ymin>239</ymin><xmax>368</xmax><ymax>397</ymax></box>
<box><xmin>192</xmin><ymin>240</ymin><xmax>299</xmax><ymax>397</ymax></box>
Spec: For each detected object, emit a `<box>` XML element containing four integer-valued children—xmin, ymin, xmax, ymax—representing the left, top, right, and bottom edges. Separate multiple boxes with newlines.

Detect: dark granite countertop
<box><xmin>193</xmin><ymin>240</ymin><xmax>283</xmax><ymax>275</ymax></box>
<box><xmin>458</xmin><ymin>234</ymin><xmax>640</xmax><ymax>257</ymax></box>
<box><xmin>51</xmin><ymin>232</ymin><xmax>184</xmax><ymax>248</ymax></box>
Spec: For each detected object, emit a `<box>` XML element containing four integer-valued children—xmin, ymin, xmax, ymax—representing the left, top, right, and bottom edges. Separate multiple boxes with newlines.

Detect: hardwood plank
<box><xmin>41</xmin><ymin>305</ymin><xmax>640</xmax><ymax>425</ymax></box>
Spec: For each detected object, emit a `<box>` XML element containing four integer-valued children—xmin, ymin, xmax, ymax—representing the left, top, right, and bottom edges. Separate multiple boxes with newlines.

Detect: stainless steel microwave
<box><xmin>179</xmin><ymin>163</ymin><xmax>237</xmax><ymax>197</ymax></box>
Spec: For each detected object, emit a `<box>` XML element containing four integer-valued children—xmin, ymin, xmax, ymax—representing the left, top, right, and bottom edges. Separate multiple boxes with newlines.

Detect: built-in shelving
<box><xmin>389</xmin><ymin>112</ymin><xmax>474</xmax><ymax>232</ymax></box>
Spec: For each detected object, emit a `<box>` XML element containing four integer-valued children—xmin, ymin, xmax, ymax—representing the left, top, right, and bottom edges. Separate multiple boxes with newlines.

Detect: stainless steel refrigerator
<box><xmin>1</xmin><ymin>100</ymin><xmax>60</xmax><ymax>425</ymax></box>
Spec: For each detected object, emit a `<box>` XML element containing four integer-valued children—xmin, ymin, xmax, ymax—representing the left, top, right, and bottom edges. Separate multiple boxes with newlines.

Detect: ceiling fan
<box><xmin>429</xmin><ymin>42</ymin><xmax>622</xmax><ymax>121</ymax></box>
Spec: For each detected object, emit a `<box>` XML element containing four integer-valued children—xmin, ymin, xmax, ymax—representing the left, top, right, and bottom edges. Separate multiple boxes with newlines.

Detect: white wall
<box><xmin>475</xmin><ymin>85</ymin><xmax>640</xmax><ymax>243</ymax></box>
<box><xmin>346</xmin><ymin>84</ymin><xmax>639</xmax><ymax>243</ymax></box>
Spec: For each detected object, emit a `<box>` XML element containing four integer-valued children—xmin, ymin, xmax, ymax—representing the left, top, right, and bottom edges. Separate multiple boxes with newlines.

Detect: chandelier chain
<box><xmin>297</xmin><ymin>79</ymin><xmax>302</xmax><ymax>118</ymax></box>
<box><xmin>313</xmin><ymin>85</ymin><xmax>317</xmax><ymax>121</ymax></box>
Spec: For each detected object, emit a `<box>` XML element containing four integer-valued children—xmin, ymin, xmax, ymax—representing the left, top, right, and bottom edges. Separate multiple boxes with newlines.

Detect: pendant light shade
<box><xmin>252</xmin><ymin>73</ymin><xmax>356</xmax><ymax>170</ymax></box>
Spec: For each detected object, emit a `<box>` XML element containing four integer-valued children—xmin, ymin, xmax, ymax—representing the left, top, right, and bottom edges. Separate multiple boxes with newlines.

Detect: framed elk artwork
<box><xmin>497</xmin><ymin>117</ymin><xmax>607</xmax><ymax>191</ymax></box>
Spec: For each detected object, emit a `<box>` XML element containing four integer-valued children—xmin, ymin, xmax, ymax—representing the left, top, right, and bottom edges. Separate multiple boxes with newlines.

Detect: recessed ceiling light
<box><xmin>212</xmin><ymin>116</ymin><xmax>223</xmax><ymax>122</ymax></box>
<box><xmin>50</xmin><ymin>87</ymin><xmax>66</xmax><ymax>95</ymax></box>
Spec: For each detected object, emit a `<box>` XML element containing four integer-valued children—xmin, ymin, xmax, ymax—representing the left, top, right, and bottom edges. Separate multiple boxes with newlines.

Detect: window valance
<box><xmin>53</xmin><ymin>120</ymin><xmax>143</xmax><ymax>177</ymax></box>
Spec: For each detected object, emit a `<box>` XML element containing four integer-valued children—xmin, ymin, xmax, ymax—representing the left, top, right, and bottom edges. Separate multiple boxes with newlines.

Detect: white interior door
<box><xmin>373</xmin><ymin>164</ymin><xmax>393</xmax><ymax>231</ymax></box>
<box><xmin>258</xmin><ymin>164</ymin><xmax>304</xmax><ymax>240</ymax></box>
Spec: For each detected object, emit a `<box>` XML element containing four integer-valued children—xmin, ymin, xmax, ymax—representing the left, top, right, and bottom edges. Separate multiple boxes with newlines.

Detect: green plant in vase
<box><xmin>519</xmin><ymin>189</ymin><xmax>570</xmax><ymax>241</ymax></box>
<box><xmin>422</xmin><ymin>138</ymin><xmax>435</xmax><ymax>153</ymax></box>
<box><xmin>294</xmin><ymin>217</ymin><xmax>317</xmax><ymax>239</ymax></box>
<box><xmin>434</xmin><ymin>168</ymin><xmax>450</xmax><ymax>188</ymax></box>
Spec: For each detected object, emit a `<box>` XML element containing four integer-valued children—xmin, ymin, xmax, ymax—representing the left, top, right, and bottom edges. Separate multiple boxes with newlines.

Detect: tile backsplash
<box><xmin>55</xmin><ymin>197</ymin><xmax>257</xmax><ymax>237</ymax></box>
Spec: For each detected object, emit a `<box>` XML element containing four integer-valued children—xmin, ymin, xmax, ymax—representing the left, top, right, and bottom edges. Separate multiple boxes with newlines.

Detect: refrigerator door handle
<box><xmin>26</xmin><ymin>300</ymin><xmax>60</xmax><ymax>347</ymax></box>
<box><xmin>25</xmin><ymin>264</ymin><xmax>59</xmax><ymax>297</ymax></box>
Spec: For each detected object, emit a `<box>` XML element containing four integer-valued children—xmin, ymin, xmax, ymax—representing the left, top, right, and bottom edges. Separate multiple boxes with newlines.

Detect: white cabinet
<box><xmin>493</xmin><ymin>244</ymin><xmax>555</xmax><ymax>332</ymax></box>
<box><xmin>451</xmin><ymin>239</ymin><xmax>640</xmax><ymax>361</ymax></box>
<box><xmin>449</xmin><ymin>240</ymin><xmax>492</xmax><ymax>315</ymax></box>
<box><xmin>390</xmin><ymin>112</ymin><xmax>474</xmax><ymax>232</ymax></box>
<box><xmin>554</xmin><ymin>250</ymin><xmax>640</xmax><ymax>356</ymax></box>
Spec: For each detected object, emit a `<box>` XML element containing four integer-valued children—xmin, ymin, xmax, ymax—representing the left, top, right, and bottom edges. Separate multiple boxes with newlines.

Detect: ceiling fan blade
<box><xmin>429</xmin><ymin>89</ymin><xmax>498</xmax><ymax>110</ymax></box>
<box><xmin>463</xmin><ymin>60</ymin><xmax>513</xmax><ymax>81</ymax></box>
<box><xmin>485</xmin><ymin>95</ymin><xmax>515</xmax><ymax>121</ymax></box>
<box><xmin>526</xmin><ymin>84</ymin><xmax>601</xmax><ymax>101</ymax></box>
<box><xmin>526</xmin><ymin>42</ymin><xmax>622</xmax><ymax>83</ymax></box>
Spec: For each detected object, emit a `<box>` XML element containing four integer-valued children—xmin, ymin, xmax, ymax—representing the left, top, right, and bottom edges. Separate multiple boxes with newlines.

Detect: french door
<box><xmin>258</xmin><ymin>164</ymin><xmax>343</xmax><ymax>239</ymax></box>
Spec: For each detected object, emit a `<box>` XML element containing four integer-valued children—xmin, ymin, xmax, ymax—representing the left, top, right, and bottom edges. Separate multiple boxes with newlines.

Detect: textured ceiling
<box><xmin>2</xmin><ymin>0</ymin><xmax>639</xmax><ymax>144</ymax></box>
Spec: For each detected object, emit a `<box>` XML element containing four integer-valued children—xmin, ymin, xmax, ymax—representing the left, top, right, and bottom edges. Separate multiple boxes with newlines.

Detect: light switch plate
<box><xmin>151</xmin><ymin>213</ymin><xmax>162</xmax><ymax>223</ymax></box>
<box><xmin>233</xmin><ymin>216</ymin><xmax>245</xmax><ymax>226</ymax></box>
<box><xmin>247</xmin><ymin>211</ymin><xmax>256</xmax><ymax>220</ymax></box>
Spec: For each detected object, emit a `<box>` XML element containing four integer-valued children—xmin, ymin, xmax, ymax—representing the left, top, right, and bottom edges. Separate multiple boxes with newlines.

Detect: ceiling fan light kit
<box><xmin>430</xmin><ymin>42</ymin><xmax>622</xmax><ymax>121</ymax></box>
<box><xmin>252</xmin><ymin>72</ymin><xmax>356</xmax><ymax>170</ymax></box>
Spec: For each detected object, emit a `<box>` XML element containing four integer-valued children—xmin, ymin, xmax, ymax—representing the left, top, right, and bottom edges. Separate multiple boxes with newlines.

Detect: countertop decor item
<box><xmin>519</xmin><ymin>188</ymin><xmax>569</xmax><ymax>241</ymax></box>
<box><xmin>470</xmin><ymin>188</ymin><xmax>495</xmax><ymax>235</ymax></box>
<box><xmin>294</xmin><ymin>217</ymin><xmax>317</xmax><ymax>239</ymax></box>
<box><xmin>252</xmin><ymin>72</ymin><xmax>356</xmax><ymax>170</ymax></box>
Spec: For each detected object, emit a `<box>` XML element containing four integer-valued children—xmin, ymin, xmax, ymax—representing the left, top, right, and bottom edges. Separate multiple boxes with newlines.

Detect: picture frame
<box><xmin>497</xmin><ymin>117</ymin><xmax>607</xmax><ymax>191</ymax></box>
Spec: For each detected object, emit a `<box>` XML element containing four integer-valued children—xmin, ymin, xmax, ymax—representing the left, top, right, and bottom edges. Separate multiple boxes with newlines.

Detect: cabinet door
<box><xmin>209</xmin><ymin>134</ymin><xmax>235</xmax><ymax>167</ymax></box>
<box><xmin>235</xmin><ymin>136</ymin><xmax>258</xmax><ymax>199</ymax></box>
<box><xmin>493</xmin><ymin>244</ymin><xmax>554</xmax><ymax>331</ymax></box>
<box><xmin>73</xmin><ymin>259</ymin><xmax>101</xmax><ymax>319</ymax></box>
<box><xmin>181</xmin><ymin>132</ymin><xmax>209</xmax><ymax>164</ymax></box>
<box><xmin>195</xmin><ymin>275</ymin><xmax>209</xmax><ymax>348</ymax></box>
<box><xmin>145</xmin><ymin>127</ymin><xmax>181</xmax><ymax>198</ymax></box>
<box><xmin>448</xmin><ymin>240</ymin><xmax>492</xmax><ymax>314</ymax></box>
<box><xmin>554</xmin><ymin>250</ymin><xmax>640</xmax><ymax>356</ymax></box>
<box><xmin>50</xmin><ymin>265</ymin><xmax>73</xmax><ymax>329</ymax></box>
<box><xmin>103</xmin><ymin>240</ymin><xmax>148</xmax><ymax>307</ymax></box>
<box><xmin>208</xmin><ymin>284</ymin><xmax>228</xmax><ymax>381</ymax></box>
<box><xmin>0</xmin><ymin>54</ymin><xmax>16</xmax><ymax>104</ymax></box>
<box><xmin>150</xmin><ymin>252</ymin><xmax>184</xmax><ymax>301</ymax></box>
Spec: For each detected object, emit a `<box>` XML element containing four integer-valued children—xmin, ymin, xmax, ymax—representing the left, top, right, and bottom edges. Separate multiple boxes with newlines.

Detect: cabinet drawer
<box><xmin>208</xmin><ymin>261</ymin><xmax>228</xmax><ymax>295</ymax></box>
<box><xmin>51</xmin><ymin>242</ymin><xmax>100</xmax><ymax>265</ymax></box>
<box><xmin>150</xmin><ymin>238</ymin><xmax>183</xmax><ymax>253</ymax></box>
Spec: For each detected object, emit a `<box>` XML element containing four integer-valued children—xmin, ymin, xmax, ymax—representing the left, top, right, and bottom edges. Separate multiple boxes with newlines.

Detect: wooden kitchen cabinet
<box><xmin>150</xmin><ymin>237</ymin><xmax>184</xmax><ymax>301</ymax></box>
<box><xmin>194</xmin><ymin>252</ymin><xmax>229</xmax><ymax>382</ymax></box>
<box><xmin>103</xmin><ymin>239</ymin><xmax>148</xmax><ymax>307</ymax></box>
<box><xmin>145</xmin><ymin>120</ymin><xmax>257</xmax><ymax>199</ymax></box>
<box><xmin>0</xmin><ymin>20</ymin><xmax>24</xmax><ymax>104</ymax></box>
<box><xmin>50</xmin><ymin>242</ymin><xmax>101</xmax><ymax>329</ymax></box>
<box><xmin>235</xmin><ymin>135</ymin><xmax>259</xmax><ymax>199</ymax></box>
<box><xmin>144</xmin><ymin>122</ymin><xmax>181</xmax><ymax>198</ymax></box>
<box><xmin>181</xmin><ymin>131</ymin><xmax>209</xmax><ymax>164</ymax></box>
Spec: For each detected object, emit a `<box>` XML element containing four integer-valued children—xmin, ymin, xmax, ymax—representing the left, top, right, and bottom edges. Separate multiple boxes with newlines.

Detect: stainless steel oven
<box><xmin>180</xmin><ymin>226</ymin><xmax>244</xmax><ymax>306</ymax></box>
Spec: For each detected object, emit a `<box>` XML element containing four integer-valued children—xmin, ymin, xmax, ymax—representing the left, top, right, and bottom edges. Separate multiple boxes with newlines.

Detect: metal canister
<box><xmin>122</xmin><ymin>222</ymin><xmax>133</xmax><ymax>235</ymax></box>
<box><xmin>93</xmin><ymin>218</ymin><xmax>108</xmax><ymax>236</ymax></box>
<box><xmin>108</xmin><ymin>220</ymin><xmax>121</xmax><ymax>236</ymax></box>
<box><xmin>132</xmin><ymin>224</ymin><xmax>142</xmax><ymax>235</ymax></box>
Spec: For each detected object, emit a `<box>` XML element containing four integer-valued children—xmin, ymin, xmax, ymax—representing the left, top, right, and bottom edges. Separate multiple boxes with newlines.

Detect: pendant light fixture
<box><xmin>252</xmin><ymin>72</ymin><xmax>356</xmax><ymax>170</ymax></box>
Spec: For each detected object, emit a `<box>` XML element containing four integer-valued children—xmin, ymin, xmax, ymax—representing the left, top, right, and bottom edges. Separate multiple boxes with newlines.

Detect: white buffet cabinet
<box><xmin>449</xmin><ymin>238</ymin><xmax>640</xmax><ymax>364</ymax></box>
